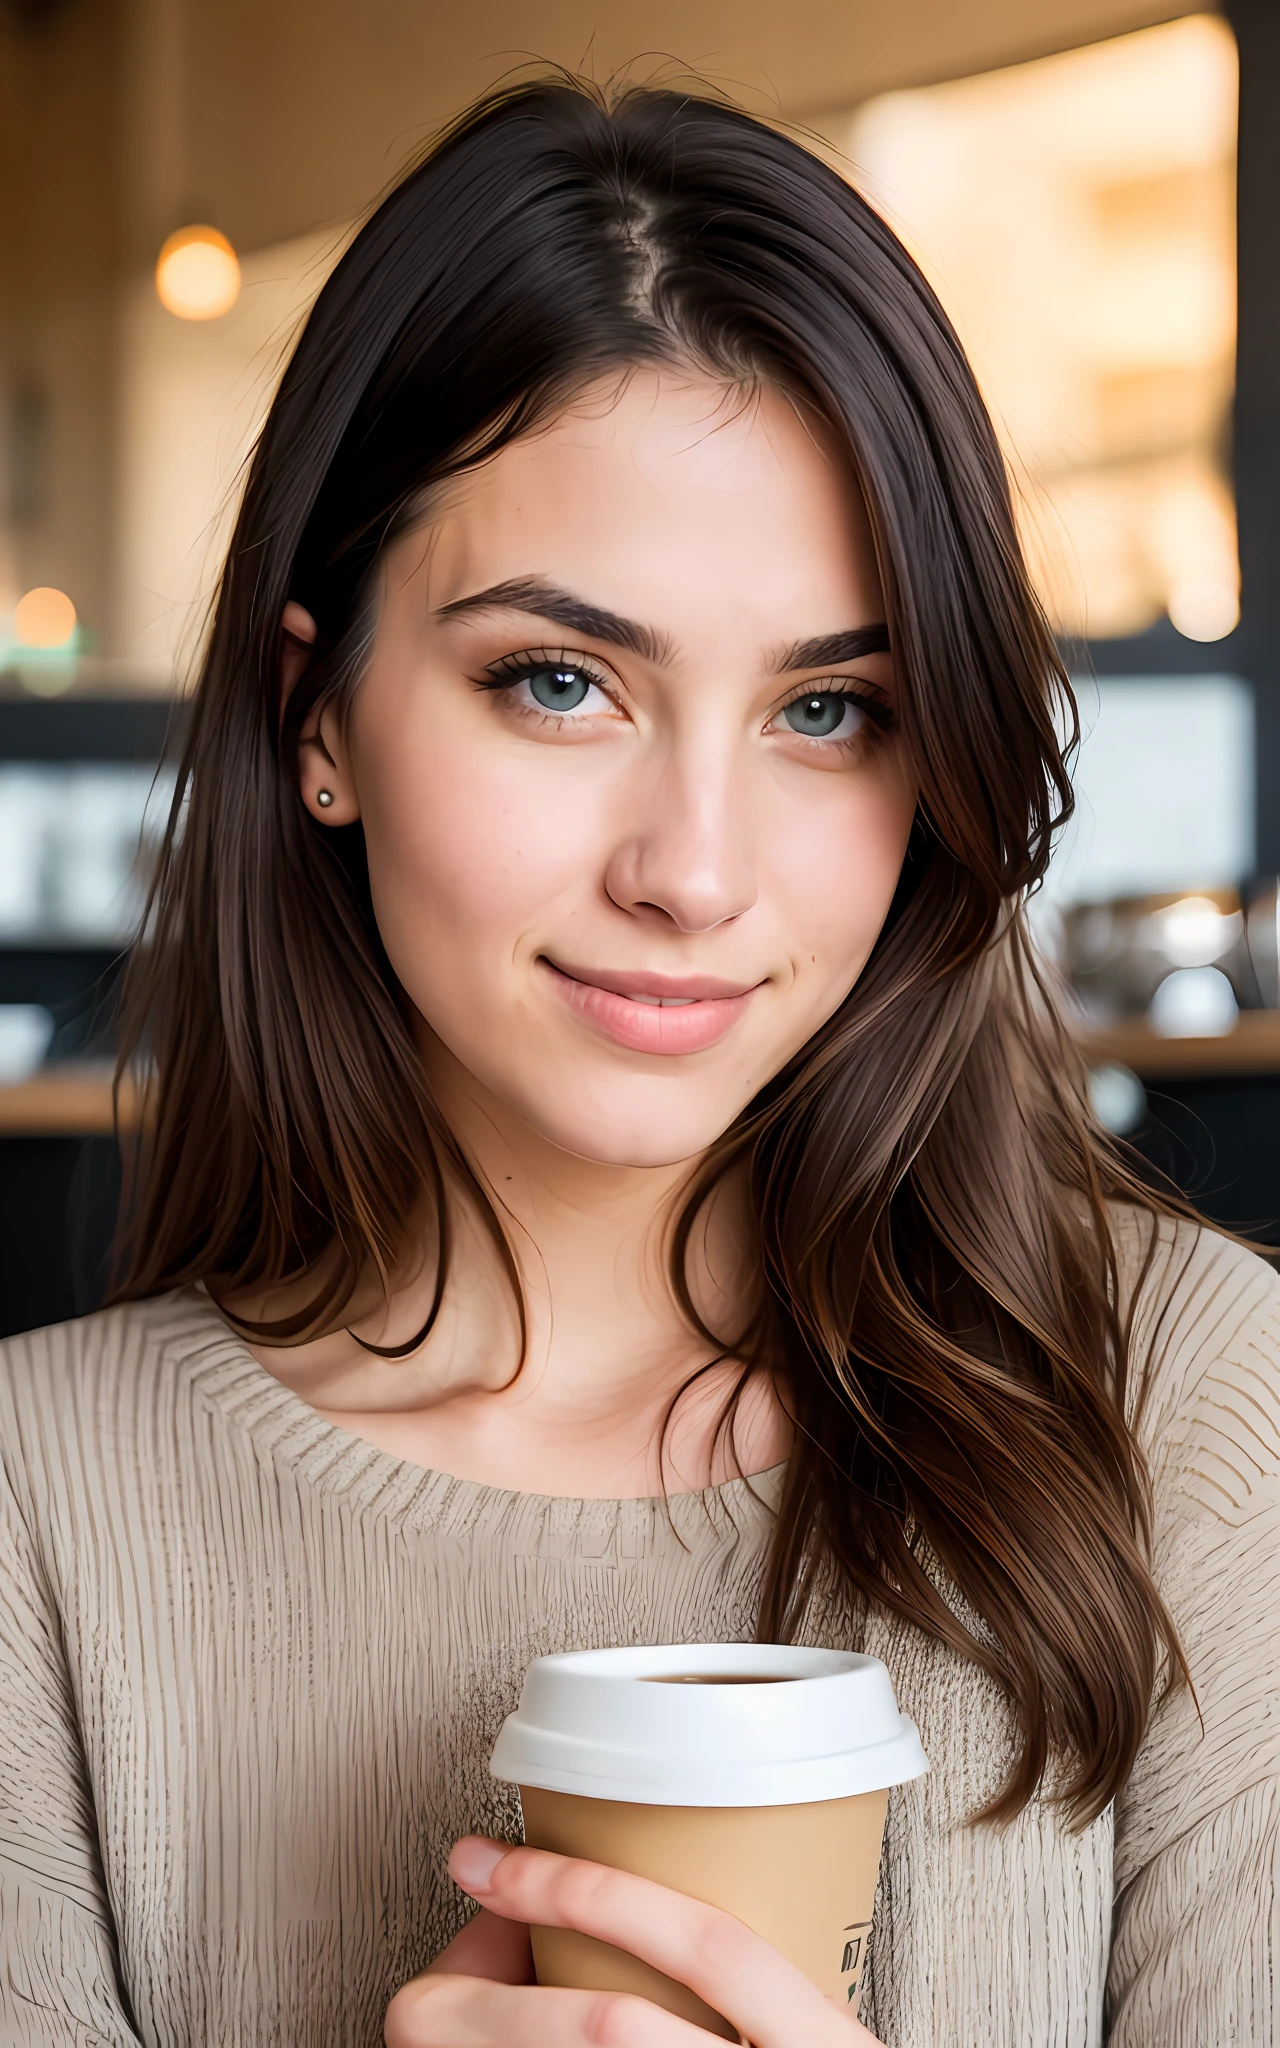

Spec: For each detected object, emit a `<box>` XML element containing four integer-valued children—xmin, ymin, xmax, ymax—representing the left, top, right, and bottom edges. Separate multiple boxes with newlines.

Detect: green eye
<box><xmin>783</xmin><ymin>693</ymin><xmax>854</xmax><ymax>738</ymax></box>
<box><xmin>528</xmin><ymin>666</ymin><xmax>591</xmax><ymax>711</ymax></box>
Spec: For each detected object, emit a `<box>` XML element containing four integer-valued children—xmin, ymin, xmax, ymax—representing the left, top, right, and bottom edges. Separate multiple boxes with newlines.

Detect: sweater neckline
<box><xmin>154</xmin><ymin>1287</ymin><xmax>788</xmax><ymax>1534</ymax></box>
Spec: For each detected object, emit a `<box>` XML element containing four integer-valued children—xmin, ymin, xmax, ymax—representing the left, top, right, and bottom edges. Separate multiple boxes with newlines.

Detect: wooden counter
<box><xmin>4</xmin><ymin>1017</ymin><xmax>1280</xmax><ymax>1138</ymax></box>
<box><xmin>1078</xmin><ymin>1010</ymin><xmax>1280</xmax><ymax>1078</ymax></box>
<box><xmin>0</xmin><ymin>1064</ymin><xmax>141</xmax><ymax>1136</ymax></box>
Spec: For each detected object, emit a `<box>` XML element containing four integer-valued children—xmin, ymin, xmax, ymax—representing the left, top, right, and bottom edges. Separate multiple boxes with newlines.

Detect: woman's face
<box><xmin>300</xmin><ymin>369</ymin><xmax>918</xmax><ymax>1168</ymax></box>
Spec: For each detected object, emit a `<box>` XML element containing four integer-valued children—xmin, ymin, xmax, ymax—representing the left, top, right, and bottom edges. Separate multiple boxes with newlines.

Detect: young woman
<box><xmin>0</xmin><ymin>80</ymin><xmax>1275</xmax><ymax>2048</ymax></box>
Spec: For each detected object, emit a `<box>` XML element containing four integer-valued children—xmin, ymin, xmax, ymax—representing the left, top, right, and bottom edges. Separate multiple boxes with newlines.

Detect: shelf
<box><xmin>1079</xmin><ymin>1010</ymin><xmax>1280</xmax><ymax>1078</ymax></box>
<box><xmin>0</xmin><ymin>695</ymin><xmax>186</xmax><ymax>762</ymax></box>
<box><xmin>5</xmin><ymin>1018</ymin><xmax>1280</xmax><ymax>1138</ymax></box>
<box><xmin>0</xmin><ymin>1063</ymin><xmax>141</xmax><ymax>1136</ymax></box>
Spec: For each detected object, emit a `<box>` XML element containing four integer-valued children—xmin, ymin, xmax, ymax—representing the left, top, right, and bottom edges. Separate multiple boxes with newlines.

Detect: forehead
<box><xmin>395</xmin><ymin>369</ymin><xmax>880</xmax><ymax>633</ymax></box>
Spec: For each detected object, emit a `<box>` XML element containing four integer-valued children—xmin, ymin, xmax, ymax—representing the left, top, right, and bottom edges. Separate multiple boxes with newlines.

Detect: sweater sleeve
<box><xmin>0</xmin><ymin>1446</ymin><xmax>141</xmax><ymax>2046</ymax></box>
<box><xmin>1106</xmin><ymin>1227</ymin><xmax>1280</xmax><ymax>2046</ymax></box>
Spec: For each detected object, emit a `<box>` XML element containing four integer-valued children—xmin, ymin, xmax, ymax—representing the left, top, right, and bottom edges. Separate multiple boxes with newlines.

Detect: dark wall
<box><xmin>4</xmin><ymin>1079</ymin><xmax>1279</xmax><ymax>1339</ymax></box>
<box><xmin>0</xmin><ymin>1135</ymin><xmax>120</xmax><ymax>1336</ymax></box>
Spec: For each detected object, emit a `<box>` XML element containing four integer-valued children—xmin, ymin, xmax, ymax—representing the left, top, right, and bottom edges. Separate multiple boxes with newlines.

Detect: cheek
<box><xmin>353</xmin><ymin>712</ymin><xmax>599</xmax><ymax>981</ymax></box>
<box><xmin>767</xmin><ymin>764</ymin><xmax>917</xmax><ymax>992</ymax></box>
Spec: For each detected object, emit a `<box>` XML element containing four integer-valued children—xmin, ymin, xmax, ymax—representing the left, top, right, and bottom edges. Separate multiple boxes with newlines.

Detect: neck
<box><xmin>231</xmin><ymin>1038</ymin><xmax>787</xmax><ymax>1497</ymax></box>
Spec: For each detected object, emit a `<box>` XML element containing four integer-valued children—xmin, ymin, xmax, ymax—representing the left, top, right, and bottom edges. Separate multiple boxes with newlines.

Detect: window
<box><xmin>832</xmin><ymin>15</ymin><xmax>1238</xmax><ymax>644</ymax></box>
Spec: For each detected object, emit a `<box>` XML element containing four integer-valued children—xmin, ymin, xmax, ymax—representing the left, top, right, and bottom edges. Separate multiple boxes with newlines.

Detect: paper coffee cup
<box><xmin>490</xmin><ymin>1643</ymin><xmax>927</xmax><ymax>2037</ymax></box>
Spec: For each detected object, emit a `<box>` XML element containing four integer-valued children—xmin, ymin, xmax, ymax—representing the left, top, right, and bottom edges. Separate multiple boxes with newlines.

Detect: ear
<box><xmin>279</xmin><ymin>601</ymin><xmax>361</xmax><ymax>826</ymax></box>
<box><xmin>279</xmin><ymin>600</ymin><xmax>318</xmax><ymax>704</ymax></box>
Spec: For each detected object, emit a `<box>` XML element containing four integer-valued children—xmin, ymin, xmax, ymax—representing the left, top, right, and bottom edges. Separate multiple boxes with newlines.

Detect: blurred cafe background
<box><xmin>2</xmin><ymin>0</ymin><xmax>1279</xmax><ymax>1334</ymax></box>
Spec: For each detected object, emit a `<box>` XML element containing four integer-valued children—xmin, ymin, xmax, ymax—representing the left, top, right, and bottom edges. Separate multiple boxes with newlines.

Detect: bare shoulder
<box><xmin>1109</xmin><ymin>1205</ymin><xmax>1280</xmax><ymax>1499</ymax></box>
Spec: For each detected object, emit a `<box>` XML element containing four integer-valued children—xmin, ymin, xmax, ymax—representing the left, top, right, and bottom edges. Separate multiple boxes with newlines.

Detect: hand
<box><xmin>385</xmin><ymin>1835</ymin><xmax>882</xmax><ymax>2045</ymax></box>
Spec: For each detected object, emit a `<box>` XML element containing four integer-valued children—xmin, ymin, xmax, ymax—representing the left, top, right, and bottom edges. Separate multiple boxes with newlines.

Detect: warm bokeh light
<box><xmin>1167</xmin><ymin>579</ymin><xmax>1240</xmax><ymax>642</ymax></box>
<box><xmin>1156</xmin><ymin>895</ymin><xmax>1241</xmax><ymax>965</ymax></box>
<box><xmin>154</xmin><ymin>225</ymin><xmax>242</xmax><ymax>321</ymax></box>
<box><xmin>13</xmin><ymin>586</ymin><xmax>77</xmax><ymax>650</ymax></box>
<box><xmin>839</xmin><ymin>15</ymin><xmax>1238</xmax><ymax>640</ymax></box>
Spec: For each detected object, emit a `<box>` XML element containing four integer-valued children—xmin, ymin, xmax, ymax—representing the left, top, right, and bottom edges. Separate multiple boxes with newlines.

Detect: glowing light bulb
<box><xmin>1154</xmin><ymin>895</ymin><xmax>1241</xmax><ymax>967</ymax></box>
<box><xmin>155</xmin><ymin>225</ymin><xmax>241</xmax><ymax>320</ymax></box>
<box><xmin>1149</xmin><ymin>966</ymin><xmax>1238</xmax><ymax>1038</ymax></box>
<box><xmin>13</xmin><ymin>586</ymin><xmax>77</xmax><ymax>649</ymax></box>
<box><xmin>1167</xmin><ymin>578</ymin><xmax>1239</xmax><ymax>642</ymax></box>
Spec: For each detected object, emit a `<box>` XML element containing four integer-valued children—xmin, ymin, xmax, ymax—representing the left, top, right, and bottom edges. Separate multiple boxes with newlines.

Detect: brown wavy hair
<box><xmin>113</xmin><ymin>77</ymin><xmax>1187</xmax><ymax>1826</ymax></box>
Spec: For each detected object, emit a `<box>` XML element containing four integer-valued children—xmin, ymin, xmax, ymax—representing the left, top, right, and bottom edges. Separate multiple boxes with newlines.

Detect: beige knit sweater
<box><xmin>0</xmin><ymin>1215</ymin><xmax>1276</xmax><ymax>2047</ymax></box>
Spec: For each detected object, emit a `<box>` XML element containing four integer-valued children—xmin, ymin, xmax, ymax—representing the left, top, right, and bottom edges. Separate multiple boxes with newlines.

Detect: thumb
<box><xmin>428</xmin><ymin>1905</ymin><xmax>534</xmax><ymax>1983</ymax></box>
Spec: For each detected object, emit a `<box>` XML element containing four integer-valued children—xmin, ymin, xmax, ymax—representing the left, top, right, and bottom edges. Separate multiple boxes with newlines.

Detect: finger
<box><xmin>386</xmin><ymin>1969</ymin><xmax>726</xmax><ymax>2046</ymax></box>
<box><xmin>449</xmin><ymin>1838</ymin><xmax>859</xmax><ymax>2048</ymax></box>
<box><xmin>426</xmin><ymin>1906</ymin><xmax>533</xmax><ymax>1982</ymax></box>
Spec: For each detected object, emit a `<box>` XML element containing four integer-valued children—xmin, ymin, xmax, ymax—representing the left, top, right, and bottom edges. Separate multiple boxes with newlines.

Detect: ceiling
<box><xmin>173</xmin><ymin>0</ymin><xmax>1197</xmax><ymax>254</ymax></box>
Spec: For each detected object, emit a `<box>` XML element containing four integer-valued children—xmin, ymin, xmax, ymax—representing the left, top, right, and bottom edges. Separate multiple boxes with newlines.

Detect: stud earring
<box><xmin>316</xmin><ymin>789</ymin><xmax>334</xmax><ymax>809</ymax></box>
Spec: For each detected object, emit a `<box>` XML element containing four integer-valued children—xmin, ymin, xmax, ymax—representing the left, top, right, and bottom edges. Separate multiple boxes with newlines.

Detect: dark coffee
<box><xmin>644</xmin><ymin>1674</ymin><xmax>796</xmax><ymax>1685</ymax></box>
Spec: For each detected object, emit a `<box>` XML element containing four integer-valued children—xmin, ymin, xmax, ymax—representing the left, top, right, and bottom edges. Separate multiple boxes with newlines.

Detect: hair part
<box><xmin>114</xmin><ymin>73</ymin><xmax>1189</xmax><ymax>1827</ymax></box>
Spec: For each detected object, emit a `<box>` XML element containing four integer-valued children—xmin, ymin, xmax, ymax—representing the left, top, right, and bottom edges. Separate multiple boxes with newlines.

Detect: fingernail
<box><xmin>449</xmin><ymin>1837</ymin><xmax>509</xmax><ymax>1892</ymax></box>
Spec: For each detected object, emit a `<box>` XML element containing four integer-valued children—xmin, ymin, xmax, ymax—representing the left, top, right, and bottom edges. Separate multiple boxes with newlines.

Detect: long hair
<box><xmin>114</xmin><ymin>76</ymin><xmax>1187</xmax><ymax>1825</ymax></box>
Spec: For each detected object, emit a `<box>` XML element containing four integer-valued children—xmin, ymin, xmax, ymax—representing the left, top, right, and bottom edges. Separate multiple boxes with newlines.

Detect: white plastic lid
<box><xmin>490</xmin><ymin>1643</ymin><xmax>928</xmax><ymax>1807</ymax></box>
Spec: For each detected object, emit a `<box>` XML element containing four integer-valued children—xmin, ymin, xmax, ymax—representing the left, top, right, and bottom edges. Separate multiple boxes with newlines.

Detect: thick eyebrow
<box><xmin>435</xmin><ymin>577</ymin><xmax>672</xmax><ymax>666</ymax></box>
<box><xmin>769</xmin><ymin>624</ymin><xmax>892</xmax><ymax>674</ymax></box>
<box><xmin>436</xmin><ymin>577</ymin><xmax>890</xmax><ymax>678</ymax></box>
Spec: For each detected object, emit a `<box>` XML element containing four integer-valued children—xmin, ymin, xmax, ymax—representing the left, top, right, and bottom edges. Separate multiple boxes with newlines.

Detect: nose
<box><xmin>603</xmin><ymin>739</ymin><xmax>757</xmax><ymax>934</ymax></box>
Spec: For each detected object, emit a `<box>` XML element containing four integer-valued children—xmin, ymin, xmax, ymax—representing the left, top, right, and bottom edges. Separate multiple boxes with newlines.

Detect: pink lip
<box><xmin>541</xmin><ymin>959</ymin><xmax>762</xmax><ymax>1056</ymax></box>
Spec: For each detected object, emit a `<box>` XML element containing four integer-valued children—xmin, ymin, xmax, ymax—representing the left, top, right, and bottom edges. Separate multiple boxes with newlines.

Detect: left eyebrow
<box><xmin>435</xmin><ymin>577</ymin><xmax>672</xmax><ymax>665</ymax></box>
<box><xmin>768</xmin><ymin>624</ymin><xmax>892</xmax><ymax>674</ymax></box>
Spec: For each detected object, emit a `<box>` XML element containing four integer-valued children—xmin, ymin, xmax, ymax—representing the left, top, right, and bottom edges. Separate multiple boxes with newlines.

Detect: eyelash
<box><xmin>474</xmin><ymin>648</ymin><xmax>895</xmax><ymax>745</ymax></box>
<box><xmin>477</xmin><ymin>648</ymin><xmax>613</xmax><ymax>694</ymax></box>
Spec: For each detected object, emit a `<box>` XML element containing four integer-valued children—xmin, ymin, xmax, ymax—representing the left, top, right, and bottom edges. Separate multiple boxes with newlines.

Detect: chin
<box><xmin>521</xmin><ymin>1084</ymin><xmax>741</xmax><ymax>1171</ymax></box>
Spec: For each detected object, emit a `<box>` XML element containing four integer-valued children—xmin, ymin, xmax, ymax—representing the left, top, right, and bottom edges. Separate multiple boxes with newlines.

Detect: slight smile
<box><xmin>540</xmin><ymin>959</ymin><xmax>763</xmax><ymax>1055</ymax></box>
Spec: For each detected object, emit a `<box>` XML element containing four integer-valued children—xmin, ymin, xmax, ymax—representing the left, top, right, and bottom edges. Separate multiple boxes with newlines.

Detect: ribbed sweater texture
<box><xmin>0</xmin><ymin>1215</ymin><xmax>1276</xmax><ymax>2045</ymax></box>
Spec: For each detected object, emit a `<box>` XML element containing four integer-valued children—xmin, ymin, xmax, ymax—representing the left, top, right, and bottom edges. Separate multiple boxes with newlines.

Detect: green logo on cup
<box><xmin>842</xmin><ymin>1920</ymin><xmax>872</xmax><ymax>1999</ymax></box>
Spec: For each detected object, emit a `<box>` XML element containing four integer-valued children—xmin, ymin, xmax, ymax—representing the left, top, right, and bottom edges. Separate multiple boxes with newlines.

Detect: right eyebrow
<box><xmin>769</xmin><ymin>625</ymin><xmax>892</xmax><ymax>673</ymax></box>
<box><xmin>435</xmin><ymin>577</ymin><xmax>673</xmax><ymax>666</ymax></box>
